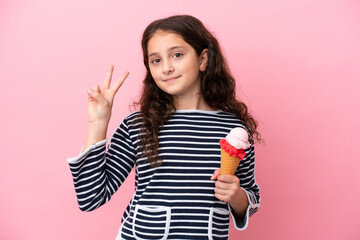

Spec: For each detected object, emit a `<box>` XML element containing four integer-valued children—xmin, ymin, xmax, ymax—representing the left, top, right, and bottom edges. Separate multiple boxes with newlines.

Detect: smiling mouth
<box><xmin>164</xmin><ymin>76</ymin><xmax>180</xmax><ymax>83</ymax></box>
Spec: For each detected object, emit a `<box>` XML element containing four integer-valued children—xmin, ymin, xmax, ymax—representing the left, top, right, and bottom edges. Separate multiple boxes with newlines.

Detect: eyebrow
<box><xmin>148</xmin><ymin>46</ymin><xmax>186</xmax><ymax>58</ymax></box>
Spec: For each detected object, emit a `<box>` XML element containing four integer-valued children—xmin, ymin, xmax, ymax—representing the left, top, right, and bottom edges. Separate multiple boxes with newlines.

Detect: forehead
<box><xmin>147</xmin><ymin>30</ymin><xmax>192</xmax><ymax>55</ymax></box>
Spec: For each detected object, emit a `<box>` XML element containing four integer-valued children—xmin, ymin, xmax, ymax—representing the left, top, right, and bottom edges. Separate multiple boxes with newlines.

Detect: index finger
<box><xmin>102</xmin><ymin>64</ymin><xmax>114</xmax><ymax>89</ymax></box>
<box><xmin>217</xmin><ymin>174</ymin><xmax>239</xmax><ymax>183</ymax></box>
<box><xmin>210</xmin><ymin>169</ymin><xmax>221</xmax><ymax>180</ymax></box>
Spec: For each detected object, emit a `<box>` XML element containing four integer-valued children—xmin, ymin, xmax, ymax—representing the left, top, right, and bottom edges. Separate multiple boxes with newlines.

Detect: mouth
<box><xmin>164</xmin><ymin>76</ymin><xmax>180</xmax><ymax>83</ymax></box>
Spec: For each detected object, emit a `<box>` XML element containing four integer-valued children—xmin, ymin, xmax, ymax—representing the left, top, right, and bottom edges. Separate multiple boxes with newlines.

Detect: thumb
<box><xmin>87</xmin><ymin>87</ymin><xmax>107</xmax><ymax>105</ymax></box>
<box><xmin>210</xmin><ymin>169</ymin><xmax>221</xmax><ymax>180</ymax></box>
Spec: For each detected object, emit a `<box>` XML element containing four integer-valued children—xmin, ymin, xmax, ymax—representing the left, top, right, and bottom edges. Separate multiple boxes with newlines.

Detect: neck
<box><xmin>173</xmin><ymin>93</ymin><xmax>215</xmax><ymax>111</ymax></box>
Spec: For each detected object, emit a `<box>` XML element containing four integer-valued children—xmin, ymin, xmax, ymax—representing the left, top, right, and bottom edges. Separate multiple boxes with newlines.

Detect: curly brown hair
<box><xmin>135</xmin><ymin>15</ymin><xmax>261</xmax><ymax>167</ymax></box>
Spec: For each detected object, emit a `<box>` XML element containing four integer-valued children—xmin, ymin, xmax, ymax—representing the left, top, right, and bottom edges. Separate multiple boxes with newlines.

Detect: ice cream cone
<box><xmin>220</xmin><ymin>148</ymin><xmax>241</xmax><ymax>175</ymax></box>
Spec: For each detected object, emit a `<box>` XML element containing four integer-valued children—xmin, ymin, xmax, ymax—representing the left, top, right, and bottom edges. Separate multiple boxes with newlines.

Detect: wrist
<box><xmin>85</xmin><ymin>121</ymin><xmax>109</xmax><ymax>143</ymax></box>
<box><xmin>229</xmin><ymin>187</ymin><xmax>249</xmax><ymax>218</ymax></box>
<box><xmin>88</xmin><ymin>120</ymin><xmax>109</xmax><ymax>128</ymax></box>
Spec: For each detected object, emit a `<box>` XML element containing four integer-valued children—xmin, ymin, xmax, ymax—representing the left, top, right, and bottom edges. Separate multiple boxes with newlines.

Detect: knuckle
<box><xmin>234</xmin><ymin>178</ymin><xmax>240</xmax><ymax>185</ymax></box>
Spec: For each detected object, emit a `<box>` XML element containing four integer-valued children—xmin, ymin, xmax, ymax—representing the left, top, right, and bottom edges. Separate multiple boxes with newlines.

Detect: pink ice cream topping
<box><xmin>225</xmin><ymin>127</ymin><xmax>251</xmax><ymax>150</ymax></box>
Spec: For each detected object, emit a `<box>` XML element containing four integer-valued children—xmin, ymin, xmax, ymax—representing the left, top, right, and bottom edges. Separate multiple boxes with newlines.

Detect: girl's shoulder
<box><xmin>125</xmin><ymin>110</ymin><xmax>142</xmax><ymax>119</ymax></box>
<box><xmin>121</xmin><ymin>111</ymin><xmax>143</xmax><ymax>127</ymax></box>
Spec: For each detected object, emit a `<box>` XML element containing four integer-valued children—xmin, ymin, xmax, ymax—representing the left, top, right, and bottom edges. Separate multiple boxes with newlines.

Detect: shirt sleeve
<box><xmin>66</xmin><ymin>118</ymin><xmax>137</xmax><ymax>212</ymax></box>
<box><xmin>229</xmin><ymin>143</ymin><xmax>261</xmax><ymax>230</ymax></box>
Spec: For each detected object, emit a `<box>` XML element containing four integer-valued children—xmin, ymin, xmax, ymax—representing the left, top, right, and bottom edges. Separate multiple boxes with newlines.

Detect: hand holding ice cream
<box><xmin>219</xmin><ymin>127</ymin><xmax>250</xmax><ymax>175</ymax></box>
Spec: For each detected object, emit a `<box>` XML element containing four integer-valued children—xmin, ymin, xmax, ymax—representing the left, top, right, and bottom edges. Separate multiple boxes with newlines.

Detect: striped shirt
<box><xmin>67</xmin><ymin>109</ymin><xmax>260</xmax><ymax>240</ymax></box>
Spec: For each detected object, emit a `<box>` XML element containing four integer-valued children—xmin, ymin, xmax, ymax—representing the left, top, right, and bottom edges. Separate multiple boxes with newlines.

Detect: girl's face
<box><xmin>147</xmin><ymin>30</ymin><xmax>208</xmax><ymax>99</ymax></box>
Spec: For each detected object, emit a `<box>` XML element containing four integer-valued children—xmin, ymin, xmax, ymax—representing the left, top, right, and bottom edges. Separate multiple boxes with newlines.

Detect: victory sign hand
<box><xmin>87</xmin><ymin>65</ymin><xmax>129</xmax><ymax>124</ymax></box>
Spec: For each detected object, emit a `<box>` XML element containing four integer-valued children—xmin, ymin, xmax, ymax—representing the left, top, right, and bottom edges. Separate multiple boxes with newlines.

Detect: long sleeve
<box><xmin>67</xmin><ymin>119</ymin><xmax>137</xmax><ymax>212</ymax></box>
<box><xmin>229</xmin><ymin>143</ymin><xmax>261</xmax><ymax>230</ymax></box>
<box><xmin>67</xmin><ymin>110</ymin><xmax>261</xmax><ymax>239</ymax></box>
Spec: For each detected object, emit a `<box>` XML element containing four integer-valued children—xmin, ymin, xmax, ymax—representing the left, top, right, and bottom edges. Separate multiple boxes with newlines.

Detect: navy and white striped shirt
<box><xmin>67</xmin><ymin>110</ymin><xmax>260</xmax><ymax>240</ymax></box>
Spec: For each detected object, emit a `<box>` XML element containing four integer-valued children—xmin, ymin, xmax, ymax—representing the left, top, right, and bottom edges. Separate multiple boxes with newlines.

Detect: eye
<box><xmin>151</xmin><ymin>58</ymin><xmax>160</xmax><ymax>64</ymax></box>
<box><xmin>173</xmin><ymin>52</ymin><xmax>183</xmax><ymax>58</ymax></box>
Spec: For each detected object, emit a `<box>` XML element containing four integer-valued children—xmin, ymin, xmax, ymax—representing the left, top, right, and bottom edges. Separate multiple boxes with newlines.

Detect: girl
<box><xmin>67</xmin><ymin>15</ymin><xmax>261</xmax><ymax>240</ymax></box>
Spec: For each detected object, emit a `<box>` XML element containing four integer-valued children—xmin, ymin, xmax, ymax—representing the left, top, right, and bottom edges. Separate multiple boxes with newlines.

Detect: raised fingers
<box><xmin>102</xmin><ymin>64</ymin><xmax>114</xmax><ymax>89</ymax></box>
<box><xmin>111</xmin><ymin>71</ymin><xmax>130</xmax><ymax>94</ymax></box>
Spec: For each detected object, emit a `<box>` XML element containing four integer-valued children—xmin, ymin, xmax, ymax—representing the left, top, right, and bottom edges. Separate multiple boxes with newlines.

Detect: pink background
<box><xmin>1</xmin><ymin>0</ymin><xmax>359</xmax><ymax>239</ymax></box>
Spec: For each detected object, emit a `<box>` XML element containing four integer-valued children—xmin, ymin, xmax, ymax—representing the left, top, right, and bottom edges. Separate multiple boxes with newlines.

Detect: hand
<box><xmin>210</xmin><ymin>169</ymin><xmax>242</xmax><ymax>205</ymax></box>
<box><xmin>87</xmin><ymin>65</ymin><xmax>129</xmax><ymax>124</ymax></box>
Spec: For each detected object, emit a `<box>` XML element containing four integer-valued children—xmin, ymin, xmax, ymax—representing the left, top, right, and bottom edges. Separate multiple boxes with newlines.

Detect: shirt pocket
<box><xmin>132</xmin><ymin>205</ymin><xmax>171</xmax><ymax>240</ymax></box>
<box><xmin>208</xmin><ymin>207</ymin><xmax>230</xmax><ymax>240</ymax></box>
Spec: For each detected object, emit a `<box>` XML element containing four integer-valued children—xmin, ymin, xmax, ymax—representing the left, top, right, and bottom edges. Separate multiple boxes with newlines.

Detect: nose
<box><xmin>162</xmin><ymin>60</ymin><xmax>174</xmax><ymax>75</ymax></box>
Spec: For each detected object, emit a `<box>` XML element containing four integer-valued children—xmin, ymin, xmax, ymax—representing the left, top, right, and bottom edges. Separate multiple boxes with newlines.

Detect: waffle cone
<box><xmin>220</xmin><ymin>149</ymin><xmax>241</xmax><ymax>175</ymax></box>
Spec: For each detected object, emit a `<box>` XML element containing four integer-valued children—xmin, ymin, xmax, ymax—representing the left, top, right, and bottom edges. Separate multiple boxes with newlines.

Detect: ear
<box><xmin>199</xmin><ymin>49</ymin><xmax>208</xmax><ymax>72</ymax></box>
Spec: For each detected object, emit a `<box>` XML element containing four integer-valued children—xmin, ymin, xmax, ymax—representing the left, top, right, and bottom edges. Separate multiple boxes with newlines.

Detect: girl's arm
<box><xmin>67</xmin><ymin>65</ymin><xmax>133</xmax><ymax>211</ymax></box>
<box><xmin>211</xmin><ymin>144</ymin><xmax>260</xmax><ymax>230</ymax></box>
<box><xmin>211</xmin><ymin>172</ymin><xmax>249</xmax><ymax>217</ymax></box>
<box><xmin>67</xmin><ymin>117</ymin><xmax>137</xmax><ymax>211</ymax></box>
<box><xmin>84</xmin><ymin>65</ymin><xmax>129</xmax><ymax>151</ymax></box>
